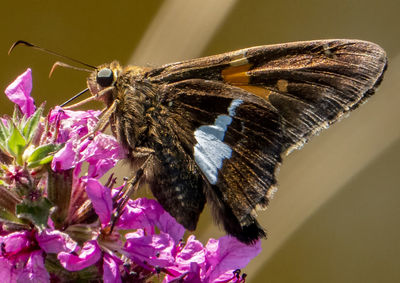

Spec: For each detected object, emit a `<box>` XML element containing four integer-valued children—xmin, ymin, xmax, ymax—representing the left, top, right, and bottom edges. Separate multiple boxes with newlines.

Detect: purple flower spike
<box><xmin>5</xmin><ymin>68</ymin><xmax>35</xmax><ymax>117</ymax></box>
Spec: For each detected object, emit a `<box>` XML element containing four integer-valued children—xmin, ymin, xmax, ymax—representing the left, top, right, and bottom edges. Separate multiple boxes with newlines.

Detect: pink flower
<box><xmin>164</xmin><ymin>236</ymin><xmax>261</xmax><ymax>282</ymax></box>
<box><xmin>164</xmin><ymin>235</ymin><xmax>205</xmax><ymax>282</ymax></box>
<box><xmin>124</xmin><ymin>229</ymin><xmax>176</xmax><ymax>268</ymax></box>
<box><xmin>5</xmin><ymin>68</ymin><xmax>35</xmax><ymax>117</ymax></box>
<box><xmin>18</xmin><ymin>250</ymin><xmax>50</xmax><ymax>283</ymax></box>
<box><xmin>48</xmin><ymin>106</ymin><xmax>101</xmax><ymax>143</ymax></box>
<box><xmin>204</xmin><ymin>236</ymin><xmax>261</xmax><ymax>282</ymax></box>
<box><xmin>118</xmin><ymin>198</ymin><xmax>185</xmax><ymax>243</ymax></box>
<box><xmin>49</xmin><ymin>104</ymin><xmax>124</xmax><ymax>177</ymax></box>
<box><xmin>79</xmin><ymin>133</ymin><xmax>125</xmax><ymax>178</ymax></box>
<box><xmin>52</xmin><ymin>129</ymin><xmax>124</xmax><ymax>178</ymax></box>
<box><xmin>0</xmin><ymin>230</ymin><xmax>77</xmax><ymax>283</ymax></box>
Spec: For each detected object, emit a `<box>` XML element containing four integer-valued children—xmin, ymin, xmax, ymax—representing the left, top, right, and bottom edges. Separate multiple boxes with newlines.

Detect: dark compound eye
<box><xmin>96</xmin><ymin>68</ymin><xmax>114</xmax><ymax>87</ymax></box>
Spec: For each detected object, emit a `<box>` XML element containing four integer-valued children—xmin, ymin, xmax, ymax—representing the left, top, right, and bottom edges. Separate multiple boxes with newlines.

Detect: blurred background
<box><xmin>1</xmin><ymin>1</ymin><xmax>399</xmax><ymax>282</ymax></box>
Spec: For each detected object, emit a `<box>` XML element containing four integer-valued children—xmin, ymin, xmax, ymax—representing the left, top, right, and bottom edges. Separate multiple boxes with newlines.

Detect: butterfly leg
<box><xmin>111</xmin><ymin>153</ymin><xmax>153</xmax><ymax>231</ymax></box>
<box><xmin>78</xmin><ymin>99</ymin><xmax>120</xmax><ymax>142</ymax></box>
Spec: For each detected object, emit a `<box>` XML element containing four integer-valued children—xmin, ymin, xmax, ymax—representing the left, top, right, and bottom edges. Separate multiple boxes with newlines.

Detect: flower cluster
<box><xmin>0</xmin><ymin>69</ymin><xmax>261</xmax><ymax>282</ymax></box>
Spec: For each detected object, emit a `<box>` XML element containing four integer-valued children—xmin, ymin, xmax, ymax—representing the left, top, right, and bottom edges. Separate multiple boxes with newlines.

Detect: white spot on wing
<box><xmin>194</xmin><ymin>99</ymin><xmax>243</xmax><ymax>184</ymax></box>
<box><xmin>228</xmin><ymin>99</ymin><xmax>242</xmax><ymax>116</ymax></box>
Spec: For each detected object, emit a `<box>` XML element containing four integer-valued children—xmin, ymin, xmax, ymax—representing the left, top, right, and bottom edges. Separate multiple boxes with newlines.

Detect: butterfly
<box><xmin>11</xmin><ymin>39</ymin><xmax>388</xmax><ymax>244</ymax></box>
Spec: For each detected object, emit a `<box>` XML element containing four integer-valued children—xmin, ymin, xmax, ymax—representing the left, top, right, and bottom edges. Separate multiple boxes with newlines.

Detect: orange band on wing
<box><xmin>221</xmin><ymin>64</ymin><xmax>252</xmax><ymax>84</ymax></box>
<box><xmin>236</xmin><ymin>85</ymin><xmax>272</xmax><ymax>101</ymax></box>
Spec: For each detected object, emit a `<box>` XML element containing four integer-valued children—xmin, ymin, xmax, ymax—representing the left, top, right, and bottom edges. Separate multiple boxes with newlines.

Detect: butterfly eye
<box><xmin>96</xmin><ymin>68</ymin><xmax>114</xmax><ymax>87</ymax></box>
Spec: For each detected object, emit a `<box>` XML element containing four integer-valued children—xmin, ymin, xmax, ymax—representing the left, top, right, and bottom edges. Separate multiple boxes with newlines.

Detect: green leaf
<box><xmin>23</xmin><ymin>105</ymin><xmax>44</xmax><ymax>143</ymax></box>
<box><xmin>27</xmin><ymin>143</ymin><xmax>62</xmax><ymax>168</ymax></box>
<box><xmin>0</xmin><ymin>207</ymin><xmax>23</xmax><ymax>224</ymax></box>
<box><xmin>28</xmin><ymin>156</ymin><xmax>54</xmax><ymax>168</ymax></box>
<box><xmin>16</xmin><ymin>198</ymin><xmax>53</xmax><ymax>230</ymax></box>
<box><xmin>0</xmin><ymin>119</ymin><xmax>9</xmax><ymax>150</ymax></box>
<box><xmin>12</xmin><ymin>105</ymin><xmax>23</xmax><ymax>126</ymax></box>
<box><xmin>7</xmin><ymin>126</ymin><xmax>26</xmax><ymax>164</ymax></box>
<box><xmin>12</xmin><ymin>106</ymin><xmax>19</xmax><ymax>121</ymax></box>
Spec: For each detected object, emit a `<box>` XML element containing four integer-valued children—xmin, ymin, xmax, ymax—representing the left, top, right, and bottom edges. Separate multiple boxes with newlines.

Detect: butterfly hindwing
<box><xmin>156</xmin><ymin>79</ymin><xmax>282</xmax><ymax>242</ymax></box>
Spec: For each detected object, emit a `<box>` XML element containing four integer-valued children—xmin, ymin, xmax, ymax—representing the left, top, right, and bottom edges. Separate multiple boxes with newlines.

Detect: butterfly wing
<box><xmin>149</xmin><ymin>39</ymin><xmax>387</xmax><ymax>151</ymax></box>
<box><xmin>144</xmin><ymin>39</ymin><xmax>387</xmax><ymax>243</ymax></box>
<box><xmin>159</xmin><ymin>80</ymin><xmax>283</xmax><ymax>243</ymax></box>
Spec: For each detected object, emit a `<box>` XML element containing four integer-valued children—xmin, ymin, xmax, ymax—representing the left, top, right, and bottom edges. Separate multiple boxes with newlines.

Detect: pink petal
<box><xmin>49</xmin><ymin>107</ymin><xmax>101</xmax><ymax>143</ymax></box>
<box><xmin>51</xmin><ymin>140</ymin><xmax>77</xmax><ymax>171</ymax></box>
<box><xmin>118</xmin><ymin>198</ymin><xmax>185</xmax><ymax>243</ymax></box>
<box><xmin>157</xmin><ymin>212</ymin><xmax>186</xmax><ymax>243</ymax></box>
<box><xmin>124</xmin><ymin>230</ymin><xmax>175</xmax><ymax>268</ymax></box>
<box><xmin>0</xmin><ymin>231</ymin><xmax>30</xmax><ymax>253</ymax></box>
<box><xmin>165</xmin><ymin>235</ymin><xmax>206</xmax><ymax>281</ymax></box>
<box><xmin>80</xmin><ymin>133</ymin><xmax>124</xmax><ymax>178</ymax></box>
<box><xmin>36</xmin><ymin>229</ymin><xmax>77</xmax><ymax>254</ymax></box>
<box><xmin>48</xmin><ymin>107</ymin><xmax>101</xmax><ymax>124</ymax></box>
<box><xmin>85</xmin><ymin>178</ymin><xmax>113</xmax><ymax>225</ymax></box>
<box><xmin>49</xmin><ymin>107</ymin><xmax>123</xmax><ymax>176</ymax></box>
<box><xmin>18</xmin><ymin>250</ymin><xmax>50</xmax><ymax>283</ymax></box>
<box><xmin>0</xmin><ymin>232</ymin><xmax>41</xmax><ymax>282</ymax></box>
<box><xmin>0</xmin><ymin>251</ymin><xmax>30</xmax><ymax>282</ymax></box>
<box><xmin>164</xmin><ymin>262</ymin><xmax>203</xmax><ymax>283</ymax></box>
<box><xmin>5</xmin><ymin>69</ymin><xmax>35</xmax><ymax>117</ymax></box>
<box><xmin>205</xmin><ymin>236</ymin><xmax>261</xmax><ymax>282</ymax></box>
<box><xmin>0</xmin><ymin>257</ymin><xmax>14</xmax><ymax>282</ymax></box>
<box><xmin>176</xmin><ymin>235</ymin><xmax>205</xmax><ymax>266</ymax></box>
<box><xmin>58</xmin><ymin>240</ymin><xmax>101</xmax><ymax>271</ymax></box>
<box><xmin>103</xmin><ymin>254</ymin><xmax>122</xmax><ymax>283</ymax></box>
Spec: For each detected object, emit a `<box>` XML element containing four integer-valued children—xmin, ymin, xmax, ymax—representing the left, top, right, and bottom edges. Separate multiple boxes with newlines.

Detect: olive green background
<box><xmin>1</xmin><ymin>1</ymin><xmax>399</xmax><ymax>282</ymax></box>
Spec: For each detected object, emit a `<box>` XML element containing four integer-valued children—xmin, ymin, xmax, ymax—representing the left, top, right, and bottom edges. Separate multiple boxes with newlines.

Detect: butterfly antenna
<box><xmin>8</xmin><ymin>40</ymin><xmax>97</xmax><ymax>70</ymax></box>
<box><xmin>49</xmin><ymin>61</ymin><xmax>92</xmax><ymax>77</ymax></box>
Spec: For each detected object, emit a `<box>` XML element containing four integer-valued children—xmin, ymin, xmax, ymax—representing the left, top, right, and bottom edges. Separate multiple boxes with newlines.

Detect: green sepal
<box><xmin>12</xmin><ymin>105</ymin><xmax>23</xmax><ymax>125</ymax></box>
<box><xmin>27</xmin><ymin>143</ymin><xmax>62</xmax><ymax>168</ymax></box>
<box><xmin>7</xmin><ymin>125</ymin><xmax>26</xmax><ymax>164</ymax></box>
<box><xmin>0</xmin><ymin>119</ymin><xmax>10</xmax><ymax>150</ymax></box>
<box><xmin>16</xmin><ymin>197</ymin><xmax>53</xmax><ymax>231</ymax></box>
<box><xmin>0</xmin><ymin>207</ymin><xmax>24</xmax><ymax>224</ymax></box>
<box><xmin>23</xmin><ymin>105</ymin><xmax>44</xmax><ymax>143</ymax></box>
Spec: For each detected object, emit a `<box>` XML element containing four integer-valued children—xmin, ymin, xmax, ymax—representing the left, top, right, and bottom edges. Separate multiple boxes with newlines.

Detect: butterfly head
<box><xmin>86</xmin><ymin>61</ymin><xmax>122</xmax><ymax>102</ymax></box>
